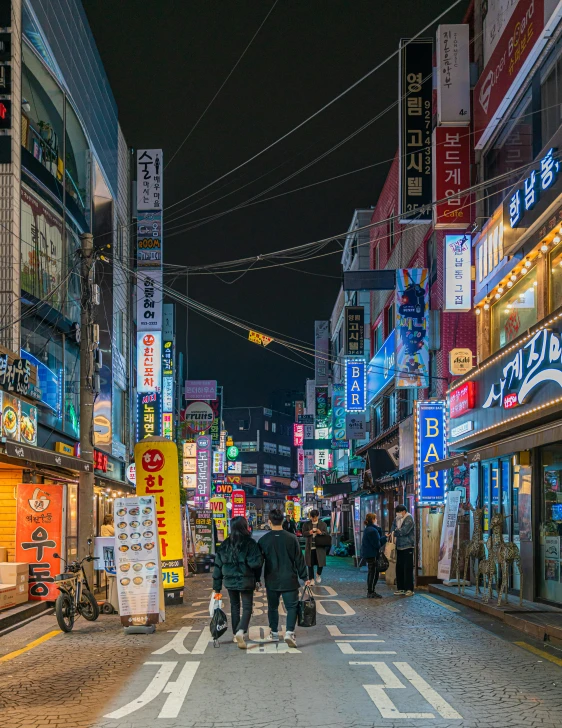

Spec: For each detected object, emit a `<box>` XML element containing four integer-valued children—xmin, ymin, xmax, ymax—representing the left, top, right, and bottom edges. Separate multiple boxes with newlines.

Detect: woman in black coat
<box><xmin>360</xmin><ymin>513</ymin><xmax>386</xmax><ymax>599</ymax></box>
<box><xmin>212</xmin><ymin>516</ymin><xmax>263</xmax><ymax>648</ymax></box>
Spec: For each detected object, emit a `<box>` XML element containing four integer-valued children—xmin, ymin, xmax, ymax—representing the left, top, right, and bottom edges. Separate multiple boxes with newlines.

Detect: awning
<box><xmin>322</xmin><ymin>481</ymin><xmax>352</xmax><ymax>497</ymax></box>
<box><xmin>376</xmin><ymin>465</ymin><xmax>414</xmax><ymax>485</ymax></box>
<box><xmin>367</xmin><ymin>447</ymin><xmax>396</xmax><ymax>479</ymax></box>
<box><xmin>425</xmin><ymin>419</ymin><xmax>562</xmax><ymax>474</ymax></box>
<box><xmin>2</xmin><ymin>440</ymin><xmax>90</xmax><ymax>473</ymax></box>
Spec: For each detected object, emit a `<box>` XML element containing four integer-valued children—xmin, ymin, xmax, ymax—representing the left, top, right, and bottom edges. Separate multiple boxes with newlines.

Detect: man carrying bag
<box><xmin>259</xmin><ymin>508</ymin><xmax>311</xmax><ymax>648</ymax></box>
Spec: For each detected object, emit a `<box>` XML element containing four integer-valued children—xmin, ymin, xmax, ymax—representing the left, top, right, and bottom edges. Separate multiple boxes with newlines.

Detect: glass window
<box><xmin>264</xmin><ymin>420</ymin><xmax>269</xmax><ymax>431</ymax></box>
<box><xmin>279</xmin><ymin>466</ymin><xmax>291</xmax><ymax>477</ymax></box>
<box><xmin>539</xmin><ymin>444</ymin><xmax>562</xmax><ymax>604</ymax></box>
<box><xmin>272</xmin><ymin>422</ymin><xmax>277</xmax><ymax>433</ymax></box>
<box><xmin>263</xmin><ymin>442</ymin><xmax>277</xmax><ymax>454</ymax></box>
<box><xmin>236</xmin><ymin>441</ymin><xmax>257</xmax><ymax>452</ymax></box>
<box><xmin>238</xmin><ymin>419</ymin><xmax>249</xmax><ymax>431</ymax></box>
<box><xmin>386</xmin><ymin>305</ymin><xmax>395</xmax><ymax>336</ymax></box>
<box><xmin>549</xmin><ymin>239</ymin><xmax>562</xmax><ymax>312</ymax></box>
<box><xmin>242</xmin><ymin>462</ymin><xmax>257</xmax><ymax>475</ymax></box>
<box><xmin>64</xmin><ymin>338</ymin><xmax>80</xmax><ymax>438</ymax></box>
<box><xmin>278</xmin><ymin>445</ymin><xmax>291</xmax><ymax>457</ymax></box>
<box><xmin>491</xmin><ymin>463</ymin><xmax>500</xmax><ymax>516</ymax></box>
<box><xmin>501</xmin><ymin>460</ymin><xmax>511</xmax><ymax>537</ymax></box>
<box><xmin>491</xmin><ymin>265</ymin><xmax>538</xmax><ymax>351</ymax></box>
<box><xmin>374</xmin><ymin>323</ymin><xmax>383</xmax><ymax>353</ymax></box>
<box><xmin>264</xmin><ymin>464</ymin><xmax>277</xmax><ymax>476</ymax></box>
<box><xmin>541</xmin><ymin>44</ymin><xmax>562</xmax><ymax>146</ymax></box>
<box><xmin>482</xmin><ymin>465</ymin><xmax>490</xmax><ymax>534</ymax></box>
<box><xmin>389</xmin><ymin>212</ymin><xmax>395</xmax><ymax>252</ymax></box>
<box><xmin>113</xmin><ymin>387</ymin><xmax>126</xmax><ymax>444</ymax></box>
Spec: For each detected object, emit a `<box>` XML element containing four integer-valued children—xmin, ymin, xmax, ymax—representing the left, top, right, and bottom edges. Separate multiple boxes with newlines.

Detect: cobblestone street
<box><xmin>0</xmin><ymin>559</ymin><xmax>561</xmax><ymax>728</ymax></box>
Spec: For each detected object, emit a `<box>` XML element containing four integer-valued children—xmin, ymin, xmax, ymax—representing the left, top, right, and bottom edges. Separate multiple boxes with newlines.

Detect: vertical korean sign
<box><xmin>16</xmin><ymin>484</ymin><xmax>63</xmax><ymax>601</ymax></box>
<box><xmin>232</xmin><ymin>489</ymin><xmax>246</xmax><ymax>518</ymax></box>
<box><xmin>433</xmin><ymin>127</ymin><xmax>473</xmax><ymax>229</ymax></box>
<box><xmin>395</xmin><ymin>269</ymin><xmax>429</xmax><ymax>388</ymax></box>
<box><xmin>415</xmin><ymin>401</ymin><xmax>447</xmax><ymax>504</ymax></box>
<box><xmin>444</xmin><ymin>234</ymin><xmax>472</xmax><ymax>312</ymax></box>
<box><xmin>135</xmin><ymin>439</ymin><xmax>184</xmax><ymax>601</ymax></box>
<box><xmin>332</xmin><ymin>382</ymin><xmax>346</xmax><ymax>443</ymax></box>
<box><xmin>114</xmin><ymin>494</ymin><xmax>164</xmax><ymax>627</ymax></box>
<box><xmin>344</xmin><ymin>306</ymin><xmax>364</xmax><ymax>356</ymax></box>
<box><xmin>315</xmin><ymin>386</ymin><xmax>329</xmax><ymax>427</ymax></box>
<box><xmin>436</xmin><ymin>24</ymin><xmax>470</xmax><ymax>126</ymax></box>
<box><xmin>196</xmin><ymin>435</ymin><xmax>212</xmax><ymax>502</ymax></box>
<box><xmin>399</xmin><ymin>38</ymin><xmax>433</xmax><ymax>223</ymax></box>
<box><xmin>314</xmin><ymin>320</ymin><xmax>329</xmax><ymax>385</ymax></box>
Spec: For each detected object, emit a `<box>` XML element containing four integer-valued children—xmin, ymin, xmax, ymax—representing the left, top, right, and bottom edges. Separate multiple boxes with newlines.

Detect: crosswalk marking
<box><xmin>394</xmin><ymin>662</ymin><xmax>462</xmax><ymax>719</ymax></box>
<box><xmin>327</xmin><ymin>625</ymin><xmax>378</xmax><ymax>637</ymax></box>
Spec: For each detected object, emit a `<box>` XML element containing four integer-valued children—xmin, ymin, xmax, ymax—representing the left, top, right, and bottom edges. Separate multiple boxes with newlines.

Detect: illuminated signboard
<box><xmin>345</xmin><ymin>359</ymin><xmax>366</xmax><ymax>413</ymax></box>
<box><xmin>293</xmin><ymin>423</ymin><xmax>304</xmax><ymax>447</ymax></box>
<box><xmin>509</xmin><ymin>148</ymin><xmax>559</xmax><ymax>228</ymax></box>
<box><xmin>449</xmin><ymin>381</ymin><xmax>476</xmax><ymax>419</ymax></box>
<box><xmin>444</xmin><ymin>234</ymin><xmax>472</xmax><ymax>312</ymax></box>
<box><xmin>162</xmin><ymin>412</ymin><xmax>173</xmax><ymax>439</ymax></box>
<box><xmin>196</xmin><ymin>435</ymin><xmax>212</xmax><ymax>501</ymax></box>
<box><xmin>415</xmin><ymin>401</ymin><xmax>447</xmax><ymax>503</ymax></box>
<box><xmin>136</xmin><ymin>331</ymin><xmax>162</xmax><ymax>393</ymax></box>
<box><xmin>136</xmin><ymin>392</ymin><xmax>162</xmax><ymax>441</ymax></box>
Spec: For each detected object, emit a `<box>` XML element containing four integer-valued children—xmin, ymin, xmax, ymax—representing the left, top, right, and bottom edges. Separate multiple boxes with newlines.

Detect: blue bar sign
<box><xmin>416</xmin><ymin>401</ymin><xmax>447</xmax><ymax>503</ymax></box>
<box><xmin>345</xmin><ymin>359</ymin><xmax>366</xmax><ymax>413</ymax></box>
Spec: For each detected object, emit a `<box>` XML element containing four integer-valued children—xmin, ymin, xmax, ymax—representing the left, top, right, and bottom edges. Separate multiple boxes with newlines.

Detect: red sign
<box><xmin>232</xmin><ymin>489</ymin><xmax>246</xmax><ymax>518</ymax></box>
<box><xmin>474</xmin><ymin>0</ymin><xmax>545</xmax><ymax>146</ymax></box>
<box><xmin>503</xmin><ymin>393</ymin><xmax>519</xmax><ymax>409</ymax></box>
<box><xmin>297</xmin><ymin>448</ymin><xmax>304</xmax><ymax>475</ymax></box>
<box><xmin>449</xmin><ymin>381</ymin><xmax>476</xmax><ymax>419</ymax></box>
<box><xmin>142</xmin><ymin>448</ymin><xmax>165</xmax><ymax>472</ymax></box>
<box><xmin>293</xmin><ymin>423</ymin><xmax>304</xmax><ymax>447</ymax></box>
<box><xmin>433</xmin><ymin>126</ymin><xmax>473</xmax><ymax>229</ymax></box>
<box><xmin>94</xmin><ymin>449</ymin><xmax>108</xmax><ymax>472</ymax></box>
<box><xmin>16</xmin><ymin>484</ymin><xmax>63</xmax><ymax>601</ymax></box>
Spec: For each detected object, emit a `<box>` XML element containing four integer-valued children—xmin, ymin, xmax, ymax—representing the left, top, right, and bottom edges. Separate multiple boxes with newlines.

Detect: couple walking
<box><xmin>212</xmin><ymin>508</ymin><xmax>320</xmax><ymax>650</ymax></box>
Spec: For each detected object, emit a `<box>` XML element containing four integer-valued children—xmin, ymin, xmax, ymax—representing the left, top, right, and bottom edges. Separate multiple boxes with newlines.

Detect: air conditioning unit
<box><xmin>92</xmin><ymin>324</ymin><xmax>100</xmax><ymax>344</ymax></box>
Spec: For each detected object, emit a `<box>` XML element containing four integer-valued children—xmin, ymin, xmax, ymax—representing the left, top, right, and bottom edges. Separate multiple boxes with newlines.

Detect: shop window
<box><xmin>491</xmin><ymin>266</ymin><xmax>538</xmax><ymax>352</ymax></box>
<box><xmin>501</xmin><ymin>460</ymin><xmax>511</xmax><ymax>538</ymax></box>
<box><xmin>238</xmin><ymin>419</ymin><xmax>249</xmax><ymax>431</ymax></box>
<box><xmin>491</xmin><ymin>463</ymin><xmax>500</xmax><ymax>516</ymax></box>
<box><xmin>385</xmin><ymin>305</ymin><xmax>395</xmax><ymax>337</ymax></box>
<box><xmin>540</xmin><ymin>444</ymin><xmax>562</xmax><ymax>604</ymax></box>
<box><xmin>541</xmin><ymin>41</ymin><xmax>562</xmax><ymax>147</ymax></box>
<box><xmin>482</xmin><ymin>465</ymin><xmax>490</xmax><ymax>534</ymax></box>
<box><xmin>549</xmin><ymin>239</ymin><xmax>562</xmax><ymax>312</ymax></box>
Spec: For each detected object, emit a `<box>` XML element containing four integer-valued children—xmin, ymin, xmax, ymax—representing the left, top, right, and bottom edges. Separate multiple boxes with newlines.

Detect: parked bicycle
<box><xmin>53</xmin><ymin>539</ymin><xmax>100</xmax><ymax>632</ymax></box>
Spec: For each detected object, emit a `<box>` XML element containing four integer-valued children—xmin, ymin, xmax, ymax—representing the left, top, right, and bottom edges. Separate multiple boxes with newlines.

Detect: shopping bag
<box><xmin>209</xmin><ymin>592</ymin><xmax>223</xmax><ymax>617</ymax></box>
<box><xmin>297</xmin><ymin>585</ymin><xmax>316</xmax><ymax>628</ymax></box>
<box><xmin>376</xmin><ymin>551</ymin><xmax>389</xmax><ymax>572</ymax></box>
<box><xmin>384</xmin><ymin>536</ymin><xmax>397</xmax><ymax>563</ymax></box>
<box><xmin>210</xmin><ymin>605</ymin><xmax>228</xmax><ymax>644</ymax></box>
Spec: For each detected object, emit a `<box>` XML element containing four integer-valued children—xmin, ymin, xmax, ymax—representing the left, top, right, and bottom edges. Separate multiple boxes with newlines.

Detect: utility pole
<box><xmin>78</xmin><ymin>232</ymin><xmax>95</xmax><ymax>578</ymax></box>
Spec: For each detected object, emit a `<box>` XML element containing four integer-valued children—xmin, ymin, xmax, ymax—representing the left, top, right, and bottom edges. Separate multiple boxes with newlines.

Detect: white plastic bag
<box><xmin>209</xmin><ymin>592</ymin><xmax>223</xmax><ymax>617</ymax></box>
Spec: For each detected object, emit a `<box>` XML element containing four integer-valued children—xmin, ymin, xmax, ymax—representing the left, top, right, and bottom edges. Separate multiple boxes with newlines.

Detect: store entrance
<box><xmin>539</xmin><ymin>444</ymin><xmax>562</xmax><ymax>604</ymax></box>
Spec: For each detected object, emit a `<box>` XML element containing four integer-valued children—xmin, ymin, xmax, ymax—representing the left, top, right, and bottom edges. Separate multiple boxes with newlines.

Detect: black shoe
<box><xmin>367</xmin><ymin>592</ymin><xmax>375</xmax><ymax>598</ymax></box>
<box><xmin>372</xmin><ymin>592</ymin><xmax>382</xmax><ymax>599</ymax></box>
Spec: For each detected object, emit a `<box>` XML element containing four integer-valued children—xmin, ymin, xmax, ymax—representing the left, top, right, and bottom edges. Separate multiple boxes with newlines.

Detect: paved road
<box><xmin>1</xmin><ymin>558</ymin><xmax>562</xmax><ymax>728</ymax></box>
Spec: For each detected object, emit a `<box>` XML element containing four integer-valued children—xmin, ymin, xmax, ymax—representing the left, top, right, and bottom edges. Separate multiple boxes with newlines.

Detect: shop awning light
<box><xmin>525</xmin><ymin>258</ymin><xmax>532</xmax><ymax>268</ymax></box>
<box><xmin>510</xmin><ymin>274</ymin><xmax>517</xmax><ymax>281</ymax></box>
<box><xmin>541</xmin><ymin>243</ymin><xmax>549</xmax><ymax>253</ymax></box>
<box><xmin>498</xmin><ymin>286</ymin><xmax>504</xmax><ymax>294</ymax></box>
<box><xmin>554</xmin><ymin>236</ymin><xmax>561</xmax><ymax>243</ymax></box>
<box><xmin>520</xmin><ymin>267</ymin><xmax>528</xmax><ymax>274</ymax></box>
<box><xmin>475</xmin><ymin>307</ymin><xmax>481</xmax><ymax>315</ymax></box>
<box><xmin>507</xmin><ymin>280</ymin><xmax>513</xmax><ymax>287</ymax></box>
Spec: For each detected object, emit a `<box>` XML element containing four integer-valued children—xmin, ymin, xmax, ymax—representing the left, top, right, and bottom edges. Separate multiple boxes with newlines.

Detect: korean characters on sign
<box><xmin>344</xmin><ymin>306</ymin><xmax>364</xmax><ymax>355</ymax></box>
<box><xmin>134</xmin><ymin>440</ymin><xmax>184</xmax><ymax>599</ymax></box>
<box><xmin>433</xmin><ymin>127</ymin><xmax>473</xmax><ymax>229</ymax></box>
<box><xmin>509</xmin><ymin>148</ymin><xmax>560</xmax><ymax>228</ymax></box>
<box><xmin>136</xmin><ymin>269</ymin><xmax>163</xmax><ymax>331</ymax></box>
<box><xmin>231</xmin><ymin>489</ymin><xmax>246</xmax><ymax>518</ymax></box>
<box><xmin>314</xmin><ymin>320</ymin><xmax>330</xmax><ymax>385</ymax></box>
<box><xmin>136</xmin><ymin>332</ymin><xmax>161</xmax><ymax>392</ymax></box>
<box><xmin>444</xmin><ymin>234</ymin><xmax>472</xmax><ymax>312</ymax></box>
<box><xmin>436</xmin><ymin>24</ymin><xmax>470</xmax><ymax>126</ymax></box>
<box><xmin>196</xmin><ymin>435</ymin><xmax>212</xmax><ymax>501</ymax></box>
<box><xmin>137</xmin><ymin>149</ymin><xmax>163</xmax><ymax>212</ymax></box>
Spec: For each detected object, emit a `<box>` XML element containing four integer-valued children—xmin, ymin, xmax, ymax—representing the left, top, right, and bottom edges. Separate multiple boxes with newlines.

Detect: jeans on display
<box><xmin>366</xmin><ymin>557</ymin><xmax>380</xmax><ymax>594</ymax></box>
<box><xmin>396</xmin><ymin>548</ymin><xmax>414</xmax><ymax>592</ymax></box>
<box><xmin>266</xmin><ymin>588</ymin><xmax>300</xmax><ymax>632</ymax></box>
<box><xmin>227</xmin><ymin>589</ymin><xmax>254</xmax><ymax>634</ymax></box>
<box><xmin>307</xmin><ymin>549</ymin><xmax>324</xmax><ymax>580</ymax></box>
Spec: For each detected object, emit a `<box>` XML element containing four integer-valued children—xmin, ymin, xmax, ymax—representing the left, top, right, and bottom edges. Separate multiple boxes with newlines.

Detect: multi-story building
<box><xmin>223</xmin><ymin>406</ymin><xmax>297</xmax><ymax>522</ymax></box>
<box><xmin>0</xmin><ymin>1</ymin><xmax>134</xmax><ymax>568</ymax></box>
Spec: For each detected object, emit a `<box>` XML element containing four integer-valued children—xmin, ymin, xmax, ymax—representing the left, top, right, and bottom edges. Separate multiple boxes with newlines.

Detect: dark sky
<box><xmin>84</xmin><ymin>0</ymin><xmax>464</xmax><ymax>407</ymax></box>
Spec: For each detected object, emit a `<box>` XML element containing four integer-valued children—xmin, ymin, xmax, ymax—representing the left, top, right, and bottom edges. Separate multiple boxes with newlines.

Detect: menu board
<box><xmin>114</xmin><ymin>496</ymin><xmax>164</xmax><ymax>627</ymax></box>
<box><xmin>20</xmin><ymin>400</ymin><xmax>38</xmax><ymax>446</ymax></box>
<box><xmin>1</xmin><ymin>391</ymin><xmax>21</xmax><ymax>442</ymax></box>
<box><xmin>194</xmin><ymin>509</ymin><xmax>213</xmax><ymax>555</ymax></box>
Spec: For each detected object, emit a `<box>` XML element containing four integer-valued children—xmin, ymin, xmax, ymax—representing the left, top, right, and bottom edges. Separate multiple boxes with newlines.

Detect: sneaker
<box><xmin>284</xmin><ymin>631</ymin><xmax>297</xmax><ymax>648</ymax></box>
<box><xmin>404</xmin><ymin>590</ymin><xmax>414</xmax><ymax>597</ymax></box>
<box><xmin>266</xmin><ymin>631</ymin><xmax>279</xmax><ymax>642</ymax></box>
<box><xmin>233</xmin><ymin>635</ymin><xmax>238</xmax><ymax>643</ymax></box>
<box><xmin>394</xmin><ymin>590</ymin><xmax>405</xmax><ymax>595</ymax></box>
<box><xmin>315</xmin><ymin>575</ymin><xmax>322</xmax><ymax>585</ymax></box>
<box><xmin>235</xmin><ymin>630</ymin><xmax>247</xmax><ymax>649</ymax></box>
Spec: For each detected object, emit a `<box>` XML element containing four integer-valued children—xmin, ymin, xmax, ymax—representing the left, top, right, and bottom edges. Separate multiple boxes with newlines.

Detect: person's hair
<box><xmin>103</xmin><ymin>514</ymin><xmax>113</xmax><ymax>525</ymax></box>
<box><xmin>230</xmin><ymin>516</ymin><xmax>252</xmax><ymax>546</ymax></box>
<box><xmin>364</xmin><ymin>512</ymin><xmax>377</xmax><ymax>526</ymax></box>
<box><xmin>309</xmin><ymin>509</ymin><xmax>319</xmax><ymax>519</ymax></box>
<box><xmin>269</xmin><ymin>508</ymin><xmax>284</xmax><ymax>526</ymax></box>
<box><xmin>395</xmin><ymin>504</ymin><xmax>407</xmax><ymax>513</ymax></box>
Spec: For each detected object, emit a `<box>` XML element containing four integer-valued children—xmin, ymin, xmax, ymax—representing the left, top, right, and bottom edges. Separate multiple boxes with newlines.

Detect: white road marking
<box><xmin>327</xmin><ymin>625</ymin><xmax>379</xmax><ymax>637</ymax></box>
<box><xmin>394</xmin><ymin>662</ymin><xmax>462</xmax><ymax>719</ymax></box>
<box><xmin>316</xmin><ymin>599</ymin><xmax>356</xmax><ymax>616</ymax></box>
<box><xmin>337</xmin><ymin>642</ymin><xmax>396</xmax><ymax>655</ymax></box>
<box><xmin>104</xmin><ymin>661</ymin><xmax>177</xmax><ymax>719</ymax></box>
<box><xmin>335</xmin><ymin>639</ymin><xmax>384</xmax><ymax>643</ymax></box>
<box><xmin>247</xmin><ymin>642</ymin><xmax>301</xmax><ymax>654</ymax></box>
<box><xmin>159</xmin><ymin>661</ymin><xmax>200</xmax><ymax>718</ymax></box>
<box><xmin>191</xmin><ymin>626</ymin><xmax>212</xmax><ymax>654</ymax></box>
<box><xmin>310</xmin><ymin>585</ymin><xmax>338</xmax><ymax>597</ymax></box>
<box><xmin>248</xmin><ymin>626</ymin><xmax>285</xmax><ymax>642</ymax></box>
<box><xmin>151</xmin><ymin>627</ymin><xmax>197</xmax><ymax>655</ymax></box>
<box><xmin>359</xmin><ymin>662</ymin><xmax>434</xmax><ymax>719</ymax></box>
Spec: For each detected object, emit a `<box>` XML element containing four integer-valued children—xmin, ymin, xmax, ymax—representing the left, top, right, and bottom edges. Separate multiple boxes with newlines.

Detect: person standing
<box><xmin>360</xmin><ymin>513</ymin><xmax>386</xmax><ymax>599</ymax></box>
<box><xmin>101</xmin><ymin>514</ymin><xmax>114</xmax><ymax>537</ymax></box>
<box><xmin>258</xmin><ymin>508</ymin><xmax>310</xmax><ymax>648</ymax></box>
<box><xmin>282</xmin><ymin>513</ymin><xmax>297</xmax><ymax>534</ymax></box>
<box><xmin>212</xmin><ymin>516</ymin><xmax>263</xmax><ymax>649</ymax></box>
<box><xmin>302</xmin><ymin>509</ymin><xmax>329</xmax><ymax>584</ymax></box>
<box><xmin>389</xmin><ymin>504</ymin><xmax>415</xmax><ymax>596</ymax></box>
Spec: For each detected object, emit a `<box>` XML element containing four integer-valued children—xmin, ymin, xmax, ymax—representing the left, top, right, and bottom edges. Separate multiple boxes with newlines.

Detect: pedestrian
<box><xmin>389</xmin><ymin>504</ymin><xmax>415</xmax><ymax>596</ymax></box>
<box><xmin>360</xmin><ymin>513</ymin><xmax>386</xmax><ymax>599</ymax></box>
<box><xmin>282</xmin><ymin>512</ymin><xmax>297</xmax><ymax>534</ymax></box>
<box><xmin>101</xmin><ymin>514</ymin><xmax>114</xmax><ymax>537</ymax></box>
<box><xmin>302</xmin><ymin>509</ymin><xmax>329</xmax><ymax>584</ymax></box>
<box><xmin>258</xmin><ymin>508</ymin><xmax>311</xmax><ymax>648</ymax></box>
<box><xmin>212</xmin><ymin>516</ymin><xmax>264</xmax><ymax>649</ymax></box>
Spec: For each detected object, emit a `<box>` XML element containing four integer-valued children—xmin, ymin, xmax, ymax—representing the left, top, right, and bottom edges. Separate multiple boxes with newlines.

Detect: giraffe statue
<box><xmin>461</xmin><ymin>501</ymin><xmax>486</xmax><ymax>595</ymax></box>
<box><xmin>484</xmin><ymin>512</ymin><xmax>523</xmax><ymax>606</ymax></box>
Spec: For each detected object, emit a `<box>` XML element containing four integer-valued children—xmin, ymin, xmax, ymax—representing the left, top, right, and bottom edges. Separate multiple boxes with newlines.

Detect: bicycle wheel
<box><xmin>79</xmin><ymin>589</ymin><xmax>100</xmax><ymax>621</ymax></box>
<box><xmin>55</xmin><ymin>593</ymin><xmax>74</xmax><ymax>632</ymax></box>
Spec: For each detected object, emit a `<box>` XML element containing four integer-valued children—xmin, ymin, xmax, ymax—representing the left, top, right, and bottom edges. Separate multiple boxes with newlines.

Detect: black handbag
<box><xmin>376</xmin><ymin>551</ymin><xmax>389</xmax><ymax>572</ymax></box>
<box><xmin>297</xmin><ymin>585</ymin><xmax>316</xmax><ymax>628</ymax></box>
<box><xmin>313</xmin><ymin>532</ymin><xmax>332</xmax><ymax>548</ymax></box>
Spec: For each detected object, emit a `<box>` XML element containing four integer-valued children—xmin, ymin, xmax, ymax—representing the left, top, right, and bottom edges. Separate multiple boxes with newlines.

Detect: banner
<box><xmin>399</xmin><ymin>38</ymin><xmax>433</xmax><ymax>223</ymax></box>
<box><xmin>137</xmin><ymin>212</ymin><xmax>162</xmax><ymax>268</ymax></box>
<box><xmin>232</xmin><ymin>489</ymin><xmax>246</xmax><ymax>518</ymax></box>
<box><xmin>315</xmin><ymin>386</ymin><xmax>329</xmax><ymax>426</ymax></box>
<box><xmin>314</xmin><ymin>321</ymin><xmax>330</xmax><ymax>385</ymax></box>
<box><xmin>437</xmin><ymin>490</ymin><xmax>462</xmax><ymax>580</ymax></box>
<box><xmin>136</xmin><ymin>392</ymin><xmax>162</xmax><ymax>440</ymax></box>
<box><xmin>194</xmin><ymin>510</ymin><xmax>213</xmax><ymax>555</ymax></box>
<box><xmin>395</xmin><ymin>269</ymin><xmax>429</xmax><ymax>388</ymax></box>
<box><xmin>248</xmin><ymin>330</ymin><xmax>273</xmax><ymax>347</ymax></box>
<box><xmin>114</xmin><ymin>494</ymin><xmax>164</xmax><ymax>626</ymax></box>
<box><xmin>345</xmin><ymin>412</ymin><xmax>367</xmax><ymax>440</ymax></box>
<box><xmin>367</xmin><ymin>330</ymin><xmax>396</xmax><ymax>403</ymax></box>
<box><xmin>293</xmin><ymin>423</ymin><xmax>304</xmax><ymax>446</ymax></box>
<box><xmin>136</xmin><ymin>331</ymin><xmax>162</xmax><ymax>393</ymax></box>
<box><xmin>196</xmin><ymin>435</ymin><xmax>212</xmax><ymax>501</ymax></box>
<box><xmin>135</xmin><ymin>439</ymin><xmax>184</xmax><ymax>596</ymax></box>
<box><xmin>297</xmin><ymin>448</ymin><xmax>305</xmax><ymax>475</ymax></box>
<box><xmin>16</xmin><ymin>484</ymin><xmax>63</xmax><ymax>601</ymax></box>
<box><xmin>344</xmin><ymin>306</ymin><xmax>364</xmax><ymax>356</ymax></box>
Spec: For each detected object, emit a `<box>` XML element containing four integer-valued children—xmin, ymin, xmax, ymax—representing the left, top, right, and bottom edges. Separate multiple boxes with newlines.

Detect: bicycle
<box><xmin>53</xmin><ymin>539</ymin><xmax>100</xmax><ymax>632</ymax></box>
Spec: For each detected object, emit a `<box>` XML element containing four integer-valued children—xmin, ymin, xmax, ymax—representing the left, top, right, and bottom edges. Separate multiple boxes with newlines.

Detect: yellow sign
<box><xmin>55</xmin><ymin>442</ymin><xmax>74</xmax><ymax>455</ymax></box>
<box><xmin>209</xmin><ymin>497</ymin><xmax>228</xmax><ymax>543</ymax></box>
<box><xmin>248</xmin><ymin>330</ymin><xmax>273</xmax><ymax>347</ymax></box>
<box><xmin>134</xmin><ymin>438</ymin><xmax>184</xmax><ymax>594</ymax></box>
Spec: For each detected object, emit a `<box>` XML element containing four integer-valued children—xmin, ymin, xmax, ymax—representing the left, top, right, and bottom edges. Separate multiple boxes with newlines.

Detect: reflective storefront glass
<box><xmin>539</xmin><ymin>444</ymin><xmax>562</xmax><ymax>604</ymax></box>
<box><xmin>491</xmin><ymin>266</ymin><xmax>538</xmax><ymax>351</ymax></box>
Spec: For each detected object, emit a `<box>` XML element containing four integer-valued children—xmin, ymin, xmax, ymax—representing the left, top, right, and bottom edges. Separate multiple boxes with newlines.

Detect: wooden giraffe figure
<box><xmin>461</xmin><ymin>501</ymin><xmax>486</xmax><ymax>595</ymax></box>
<box><xmin>484</xmin><ymin>512</ymin><xmax>523</xmax><ymax>606</ymax></box>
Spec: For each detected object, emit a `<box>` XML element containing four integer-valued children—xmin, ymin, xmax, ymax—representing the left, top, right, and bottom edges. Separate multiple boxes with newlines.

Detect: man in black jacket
<box><xmin>259</xmin><ymin>508</ymin><xmax>311</xmax><ymax>648</ymax></box>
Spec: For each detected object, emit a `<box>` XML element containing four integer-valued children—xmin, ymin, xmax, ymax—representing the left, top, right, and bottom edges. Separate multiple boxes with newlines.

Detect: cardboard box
<box><xmin>0</xmin><ymin>583</ymin><xmax>17</xmax><ymax>611</ymax></box>
<box><xmin>0</xmin><ymin>562</ymin><xmax>29</xmax><ymax>605</ymax></box>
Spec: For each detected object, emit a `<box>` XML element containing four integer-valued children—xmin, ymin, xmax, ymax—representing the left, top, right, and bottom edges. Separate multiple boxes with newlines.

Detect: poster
<box><xmin>545</xmin><ymin>535</ymin><xmax>560</xmax><ymax>560</ymax></box>
<box><xmin>16</xmin><ymin>484</ymin><xmax>63</xmax><ymax>601</ymax></box>
<box><xmin>437</xmin><ymin>490</ymin><xmax>462</xmax><ymax>580</ymax></box>
<box><xmin>2</xmin><ymin>391</ymin><xmax>21</xmax><ymax>442</ymax></box>
<box><xmin>194</xmin><ymin>510</ymin><xmax>213</xmax><ymax>555</ymax></box>
<box><xmin>135</xmin><ymin>439</ymin><xmax>184</xmax><ymax>595</ymax></box>
<box><xmin>114</xmin><ymin>495</ymin><xmax>164</xmax><ymax>626</ymax></box>
<box><xmin>395</xmin><ymin>268</ymin><xmax>429</xmax><ymax>388</ymax></box>
<box><xmin>20</xmin><ymin>400</ymin><xmax>38</xmax><ymax>446</ymax></box>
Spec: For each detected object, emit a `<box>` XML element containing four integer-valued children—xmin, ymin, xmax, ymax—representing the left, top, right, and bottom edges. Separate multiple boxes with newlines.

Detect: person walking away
<box><xmin>101</xmin><ymin>514</ymin><xmax>114</xmax><ymax>537</ymax></box>
<box><xmin>302</xmin><ymin>509</ymin><xmax>328</xmax><ymax>584</ymax></box>
<box><xmin>389</xmin><ymin>504</ymin><xmax>415</xmax><ymax>596</ymax></box>
<box><xmin>258</xmin><ymin>508</ymin><xmax>311</xmax><ymax>648</ymax></box>
<box><xmin>361</xmin><ymin>513</ymin><xmax>386</xmax><ymax>598</ymax></box>
<box><xmin>212</xmin><ymin>516</ymin><xmax>263</xmax><ymax>649</ymax></box>
<box><xmin>283</xmin><ymin>513</ymin><xmax>297</xmax><ymax>534</ymax></box>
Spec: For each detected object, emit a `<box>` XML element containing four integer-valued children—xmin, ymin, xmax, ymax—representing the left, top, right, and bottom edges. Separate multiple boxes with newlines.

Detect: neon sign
<box><xmin>509</xmin><ymin>148</ymin><xmax>560</xmax><ymax>228</ymax></box>
<box><xmin>345</xmin><ymin>359</ymin><xmax>366</xmax><ymax>413</ymax></box>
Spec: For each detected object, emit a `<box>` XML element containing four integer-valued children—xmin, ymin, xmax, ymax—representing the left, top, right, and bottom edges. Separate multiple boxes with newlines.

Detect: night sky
<box><xmin>84</xmin><ymin>0</ymin><xmax>464</xmax><ymax>407</ymax></box>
